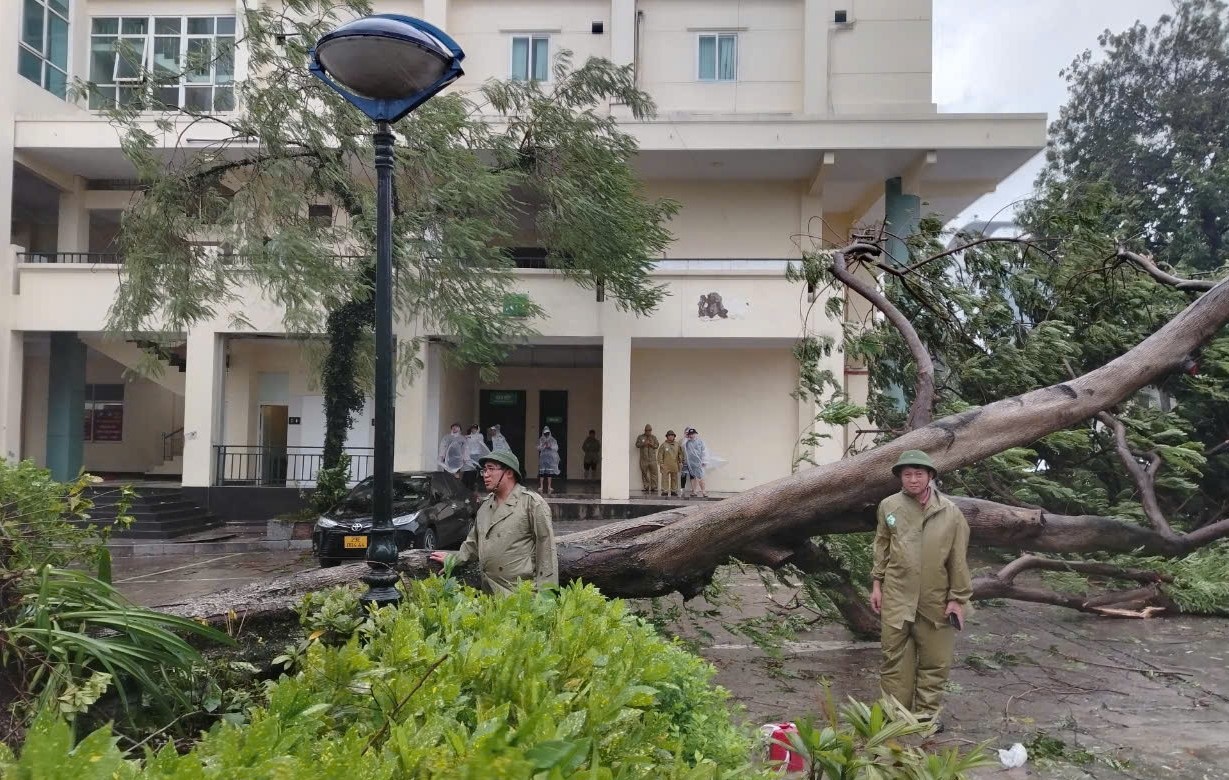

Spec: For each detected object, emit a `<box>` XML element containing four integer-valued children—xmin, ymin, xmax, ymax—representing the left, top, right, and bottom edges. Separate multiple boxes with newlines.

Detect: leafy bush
<box><xmin>0</xmin><ymin>567</ymin><xmax>231</xmax><ymax>724</ymax></box>
<box><xmin>0</xmin><ymin>459</ymin><xmax>132</xmax><ymax>572</ymax></box>
<box><xmin>777</xmin><ymin>687</ymin><xmax>996</xmax><ymax>779</ymax></box>
<box><xmin>3</xmin><ymin>579</ymin><xmax>767</xmax><ymax>778</ymax></box>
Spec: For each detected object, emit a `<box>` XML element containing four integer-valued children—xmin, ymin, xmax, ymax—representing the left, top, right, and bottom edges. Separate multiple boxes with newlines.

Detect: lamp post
<box><xmin>310</xmin><ymin>16</ymin><xmax>464</xmax><ymax>607</ymax></box>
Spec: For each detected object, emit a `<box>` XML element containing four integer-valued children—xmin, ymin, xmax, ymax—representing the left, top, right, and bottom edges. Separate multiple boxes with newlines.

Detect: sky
<box><xmin>933</xmin><ymin>0</ymin><xmax>1171</xmax><ymax>228</ymax></box>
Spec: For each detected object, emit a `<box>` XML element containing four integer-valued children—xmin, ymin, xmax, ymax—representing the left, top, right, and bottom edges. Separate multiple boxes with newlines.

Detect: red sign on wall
<box><xmin>84</xmin><ymin>406</ymin><xmax>124</xmax><ymax>442</ymax></box>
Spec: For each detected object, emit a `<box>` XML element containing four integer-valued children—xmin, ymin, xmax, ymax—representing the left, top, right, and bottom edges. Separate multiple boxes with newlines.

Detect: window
<box><xmin>19</xmin><ymin>0</ymin><xmax>70</xmax><ymax>98</ymax></box>
<box><xmin>308</xmin><ymin>204</ymin><xmax>334</xmax><ymax>227</ymax></box>
<box><xmin>89</xmin><ymin>15</ymin><xmax>235</xmax><ymax>111</ymax></box>
<box><xmin>697</xmin><ymin>33</ymin><xmax>737</xmax><ymax>82</ymax></box>
<box><xmin>511</xmin><ymin>35</ymin><xmax>549</xmax><ymax>82</ymax></box>
<box><xmin>84</xmin><ymin>384</ymin><xmax>124</xmax><ymax>442</ymax></box>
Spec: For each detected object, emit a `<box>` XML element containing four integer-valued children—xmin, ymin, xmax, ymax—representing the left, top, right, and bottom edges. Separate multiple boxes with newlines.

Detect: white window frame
<box><xmin>88</xmin><ymin>14</ymin><xmax>236</xmax><ymax>112</ymax></box>
<box><xmin>19</xmin><ymin>0</ymin><xmax>71</xmax><ymax>98</ymax></box>
<box><xmin>696</xmin><ymin>32</ymin><xmax>738</xmax><ymax>83</ymax></box>
<box><xmin>509</xmin><ymin>34</ymin><xmax>551</xmax><ymax>82</ymax></box>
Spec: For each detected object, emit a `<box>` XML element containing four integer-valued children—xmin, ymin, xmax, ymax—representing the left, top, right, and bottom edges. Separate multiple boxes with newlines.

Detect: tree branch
<box><xmin>1116</xmin><ymin>247</ymin><xmax>1216</xmax><ymax>291</ymax></box>
<box><xmin>992</xmin><ymin>553</ymin><xmax>1171</xmax><ymax>585</ymax></box>
<box><xmin>830</xmin><ymin>241</ymin><xmax>936</xmax><ymax>430</ymax></box>
<box><xmin>1096</xmin><ymin>411</ymin><xmax>1177</xmax><ymax>538</ymax></box>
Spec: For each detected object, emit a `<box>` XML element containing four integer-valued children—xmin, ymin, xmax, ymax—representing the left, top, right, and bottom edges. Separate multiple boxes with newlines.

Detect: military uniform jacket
<box><xmin>454</xmin><ymin>484</ymin><xmax>559</xmax><ymax>595</ymax></box>
<box><xmin>635</xmin><ymin>434</ymin><xmax>659</xmax><ymax>465</ymax></box>
<box><xmin>871</xmin><ymin>489</ymin><xmax>973</xmax><ymax>630</ymax></box>
<box><xmin>657</xmin><ymin>441</ymin><xmax>683</xmax><ymax>472</ymax></box>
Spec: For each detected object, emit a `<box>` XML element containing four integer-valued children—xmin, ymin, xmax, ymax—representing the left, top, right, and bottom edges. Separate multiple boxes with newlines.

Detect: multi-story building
<box><xmin>0</xmin><ymin>0</ymin><xmax>1044</xmax><ymax>515</ymax></box>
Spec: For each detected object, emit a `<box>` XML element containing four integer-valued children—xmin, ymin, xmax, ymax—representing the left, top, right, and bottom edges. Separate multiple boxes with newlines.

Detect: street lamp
<box><xmin>310</xmin><ymin>16</ymin><xmax>464</xmax><ymax>608</ymax></box>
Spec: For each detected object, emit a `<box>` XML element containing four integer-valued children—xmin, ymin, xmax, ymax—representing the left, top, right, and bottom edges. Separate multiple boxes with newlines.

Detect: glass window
<box><xmin>697</xmin><ymin>33</ymin><xmax>737</xmax><ymax>82</ymax></box>
<box><xmin>19</xmin><ymin>0</ymin><xmax>70</xmax><ymax>99</ymax></box>
<box><xmin>89</xmin><ymin>14</ymin><xmax>238</xmax><ymax>112</ymax></box>
<box><xmin>511</xmin><ymin>34</ymin><xmax>550</xmax><ymax>82</ymax></box>
<box><xmin>83</xmin><ymin>384</ymin><xmax>125</xmax><ymax>442</ymax></box>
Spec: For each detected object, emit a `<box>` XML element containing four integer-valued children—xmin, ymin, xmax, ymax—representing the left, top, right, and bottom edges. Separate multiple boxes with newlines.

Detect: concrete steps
<box><xmin>84</xmin><ymin>485</ymin><xmax>221</xmax><ymax>539</ymax></box>
<box><xmin>145</xmin><ymin>454</ymin><xmax>184</xmax><ymax>477</ymax></box>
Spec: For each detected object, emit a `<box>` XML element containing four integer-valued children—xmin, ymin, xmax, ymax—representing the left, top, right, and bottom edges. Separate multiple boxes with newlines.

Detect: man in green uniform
<box><xmin>657</xmin><ymin>430</ymin><xmax>684</xmax><ymax>496</ymax></box>
<box><xmin>634</xmin><ymin>424</ymin><xmax>660</xmax><ymax>493</ymax></box>
<box><xmin>429</xmin><ymin>450</ymin><xmax>558</xmax><ymax>595</ymax></box>
<box><xmin>582</xmin><ymin>430</ymin><xmax>601</xmax><ymax>480</ymax></box>
<box><xmin>870</xmin><ymin>450</ymin><xmax>972</xmax><ymax>730</ymax></box>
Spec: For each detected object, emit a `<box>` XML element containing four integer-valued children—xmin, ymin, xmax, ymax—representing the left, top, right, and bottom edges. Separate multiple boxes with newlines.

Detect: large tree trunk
<box><xmin>158</xmin><ymin>278</ymin><xmax>1229</xmax><ymax>625</ymax></box>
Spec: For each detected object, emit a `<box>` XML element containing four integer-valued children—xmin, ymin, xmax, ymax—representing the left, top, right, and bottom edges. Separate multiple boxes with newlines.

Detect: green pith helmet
<box><xmin>479</xmin><ymin>450</ymin><xmax>522</xmax><ymax>480</ymax></box>
<box><xmin>892</xmin><ymin>449</ymin><xmax>937</xmax><ymax>476</ymax></box>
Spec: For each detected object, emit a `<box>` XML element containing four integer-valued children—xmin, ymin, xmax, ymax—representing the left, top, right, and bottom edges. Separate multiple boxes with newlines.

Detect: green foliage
<box><xmin>1043</xmin><ymin>0</ymin><xmax>1229</xmax><ymax>273</ymax></box>
<box><xmin>779</xmin><ymin>687</ymin><xmax>995</xmax><ymax>779</ymax></box>
<box><xmin>311</xmin><ymin>453</ymin><xmax>353</xmax><ymax>514</ymax></box>
<box><xmin>0</xmin><ymin>567</ymin><xmax>231</xmax><ymax>725</ymax></box>
<box><xmin>4</xmin><ymin>580</ymin><xmax>764</xmax><ymax>778</ymax></box>
<box><xmin>90</xmin><ymin>0</ymin><xmax>679</xmax><ymax>481</ymax></box>
<box><xmin>0</xmin><ymin>460</ymin><xmax>132</xmax><ymax>572</ymax></box>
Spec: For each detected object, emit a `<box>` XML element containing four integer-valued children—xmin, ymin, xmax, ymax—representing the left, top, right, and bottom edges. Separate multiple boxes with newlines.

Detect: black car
<box><xmin>313</xmin><ymin>471</ymin><xmax>478</xmax><ymax>567</ymax></box>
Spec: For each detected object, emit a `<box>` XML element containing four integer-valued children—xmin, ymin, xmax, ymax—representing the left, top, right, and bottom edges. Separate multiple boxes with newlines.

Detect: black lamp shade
<box><xmin>315</xmin><ymin>19</ymin><xmax>453</xmax><ymax>100</ymax></box>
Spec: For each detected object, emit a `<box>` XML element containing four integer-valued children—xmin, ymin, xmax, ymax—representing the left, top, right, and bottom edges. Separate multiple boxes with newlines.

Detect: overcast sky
<box><xmin>933</xmin><ymin>0</ymin><xmax>1171</xmax><ymax>227</ymax></box>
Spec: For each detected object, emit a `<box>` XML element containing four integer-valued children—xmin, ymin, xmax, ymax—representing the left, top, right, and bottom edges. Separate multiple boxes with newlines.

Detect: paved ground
<box><xmin>113</xmin><ymin>544</ymin><xmax>1229</xmax><ymax>778</ymax></box>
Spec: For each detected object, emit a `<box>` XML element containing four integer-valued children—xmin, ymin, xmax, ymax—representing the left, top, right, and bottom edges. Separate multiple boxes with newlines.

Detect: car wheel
<box><xmin>421</xmin><ymin>527</ymin><xmax>439</xmax><ymax>551</ymax></box>
<box><xmin>318</xmin><ymin>558</ymin><xmax>340</xmax><ymax>568</ymax></box>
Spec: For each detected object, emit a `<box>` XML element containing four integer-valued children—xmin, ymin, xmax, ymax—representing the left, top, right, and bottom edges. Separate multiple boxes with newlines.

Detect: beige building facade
<box><xmin>1</xmin><ymin>0</ymin><xmax>1044</xmax><ymax>507</ymax></box>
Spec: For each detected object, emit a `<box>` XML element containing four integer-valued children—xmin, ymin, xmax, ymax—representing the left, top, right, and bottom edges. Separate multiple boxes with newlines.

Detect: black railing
<box><xmin>212</xmin><ymin>445</ymin><xmax>374</xmax><ymax>487</ymax></box>
<box><xmin>162</xmin><ymin>428</ymin><xmax>184</xmax><ymax>461</ymax></box>
<box><xmin>17</xmin><ymin>252</ymin><xmax>123</xmax><ymax>264</ymax></box>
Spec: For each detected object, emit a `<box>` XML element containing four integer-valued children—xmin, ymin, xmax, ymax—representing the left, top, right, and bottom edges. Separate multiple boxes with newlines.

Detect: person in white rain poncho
<box><xmin>462</xmin><ymin>425</ymin><xmax>490</xmax><ymax>492</ymax></box>
<box><xmin>438</xmin><ymin>423</ymin><xmax>469</xmax><ymax>478</ymax></box>
<box><xmin>489</xmin><ymin>425</ymin><xmax>512</xmax><ymax>455</ymax></box>
<box><xmin>537</xmin><ymin>426</ymin><xmax>561</xmax><ymax>494</ymax></box>
<box><xmin>683</xmin><ymin>427</ymin><xmax>710</xmax><ymax>498</ymax></box>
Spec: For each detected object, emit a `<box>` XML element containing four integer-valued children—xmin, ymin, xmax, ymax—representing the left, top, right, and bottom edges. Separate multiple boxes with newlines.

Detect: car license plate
<box><xmin>343</xmin><ymin>535</ymin><xmax>368</xmax><ymax>549</ymax></box>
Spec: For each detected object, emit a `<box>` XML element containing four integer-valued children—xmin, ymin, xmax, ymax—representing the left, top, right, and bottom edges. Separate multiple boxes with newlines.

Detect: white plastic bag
<box><xmin>998</xmin><ymin>743</ymin><xmax>1028</xmax><ymax>768</ymax></box>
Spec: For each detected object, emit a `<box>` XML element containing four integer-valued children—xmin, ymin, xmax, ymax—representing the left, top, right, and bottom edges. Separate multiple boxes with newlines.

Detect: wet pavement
<box><xmin>111</xmin><ymin>538</ymin><xmax>1229</xmax><ymax>778</ymax></box>
<box><xmin>113</xmin><ymin>550</ymin><xmax>310</xmax><ymax>605</ymax></box>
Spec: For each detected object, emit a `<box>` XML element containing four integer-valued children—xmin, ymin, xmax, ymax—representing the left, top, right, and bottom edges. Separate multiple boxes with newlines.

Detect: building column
<box><xmin>600</xmin><ymin>336</ymin><xmax>631</xmax><ymax>499</ymax></box>
<box><xmin>45</xmin><ymin>332</ymin><xmax>85</xmax><ymax>481</ymax></box>
<box><xmin>0</xmin><ymin>330</ymin><xmax>24</xmax><ymax>463</ymax></box>
<box><xmin>884</xmin><ymin>177</ymin><xmax>921</xmax><ymax>265</ymax></box>
<box><xmin>610</xmin><ymin>0</ymin><xmax>635</xmax><ymax>67</ymax></box>
<box><xmin>57</xmin><ymin>177</ymin><xmax>90</xmax><ymax>253</ymax></box>
<box><xmin>802</xmin><ymin>0</ymin><xmax>832</xmax><ymax>115</ymax></box>
<box><xmin>394</xmin><ymin>340</ymin><xmax>436</xmax><ymax>472</ymax></box>
<box><xmin>181</xmin><ymin>329</ymin><xmax>224</xmax><ymax>488</ymax></box>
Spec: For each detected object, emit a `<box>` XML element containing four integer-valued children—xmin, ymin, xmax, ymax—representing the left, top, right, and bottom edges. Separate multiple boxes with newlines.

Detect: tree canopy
<box><xmin>1042</xmin><ymin>0</ymin><xmax>1229</xmax><ymax>272</ymax></box>
<box><xmin>94</xmin><ymin>0</ymin><xmax>676</xmax><ymax>377</ymax></box>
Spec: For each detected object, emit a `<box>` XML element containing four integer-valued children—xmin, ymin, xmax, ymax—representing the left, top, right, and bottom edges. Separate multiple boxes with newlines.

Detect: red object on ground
<box><xmin>767</xmin><ymin>722</ymin><xmax>806</xmax><ymax>772</ymax></box>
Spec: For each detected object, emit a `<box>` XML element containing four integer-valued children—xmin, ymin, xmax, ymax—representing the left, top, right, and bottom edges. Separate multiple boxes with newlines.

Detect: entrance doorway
<box><xmin>479</xmin><ymin>389</ymin><xmax>527</xmax><ymax>464</ymax></box>
<box><xmin>539</xmin><ymin>390</ymin><xmax>568</xmax><ymax>478</ymax></box>
<box><xmin>259</xmin><ymin>404</ymin><xmax>289</xmax><ymax>485</ymax></box>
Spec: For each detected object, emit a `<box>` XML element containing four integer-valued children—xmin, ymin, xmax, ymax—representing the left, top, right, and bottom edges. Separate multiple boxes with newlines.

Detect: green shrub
<box><xmin>3</xmin><ymin>579</ymin><xmax>767</xmax><ymax>778</ymax></box>
<box><xmin>0</xmin><ymin>459</ymin><xmax>132</xmax><ymax>572</ymax></box>
<box><xmin>1</xmin><ymin>567</ymin><xmax>232</xmax><ymax>724</ymax></box>
<box><xmin>776</xmin><ymin>686</ymin><xmax>996</xmax><ymax>779</ymax></box>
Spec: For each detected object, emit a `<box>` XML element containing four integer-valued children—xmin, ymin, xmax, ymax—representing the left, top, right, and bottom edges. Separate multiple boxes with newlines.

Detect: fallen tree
<box><xmin>160</xmin><ymin>255</ymin><xmax>1229</xmax><ymax>632</ymax></box>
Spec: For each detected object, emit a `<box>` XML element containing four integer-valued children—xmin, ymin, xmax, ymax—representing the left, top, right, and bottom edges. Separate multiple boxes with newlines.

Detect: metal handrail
<box><xmin>161</xmin><ymin>427</ymin><xmax>185</xmax><ymax>462</ymax></box>
<box><xmin>212</xmin><ymin>445</ymin><xmax>374</xmax><ymax>487</ymax></box>
<box><xmin>17</xmin><ymin>252</ymin><xmax>123</xmax><ymax>264</ymax></box>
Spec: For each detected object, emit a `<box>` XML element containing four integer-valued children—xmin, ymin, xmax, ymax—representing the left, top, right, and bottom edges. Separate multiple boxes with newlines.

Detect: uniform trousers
<box><xmin>879</xmin><ymin>617</ymin><xmax>956</xmax><ymax>716</ymax></box>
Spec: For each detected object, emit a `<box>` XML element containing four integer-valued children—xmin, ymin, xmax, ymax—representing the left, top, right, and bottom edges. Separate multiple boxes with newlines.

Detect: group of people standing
<box><xmin>437</xmin><ymin>423</ymin><xmax>513</xmax><ymax>492</ymax></box>
<box><xmin>439</xmin><ymin>423</ymin><xmax>564</xmax><ymax>495</ymax></box>
<box><xmin>634</xmin><ymin>424</ymin><xmax>712</xmax><ymax>498</ymax></box>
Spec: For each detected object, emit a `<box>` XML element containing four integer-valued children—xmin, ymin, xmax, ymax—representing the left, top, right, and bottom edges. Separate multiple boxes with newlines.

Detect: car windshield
<box><xmin>332</xmin><ymin>475</ymin><xmax>432</xmax><ymax>516</ymax></box>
